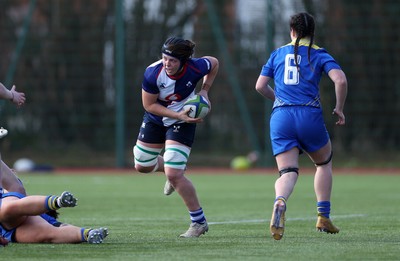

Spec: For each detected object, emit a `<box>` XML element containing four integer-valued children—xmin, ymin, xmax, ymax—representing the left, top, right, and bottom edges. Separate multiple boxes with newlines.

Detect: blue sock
<box><xmin>317</xmin><ymin>201</ymin><xmax>331</xmax><ymax>218</ymax></box>
<box><xmin>189</xmin><ymin>207</ymin><xmax>206</xmax><ymax>224</ymax></box>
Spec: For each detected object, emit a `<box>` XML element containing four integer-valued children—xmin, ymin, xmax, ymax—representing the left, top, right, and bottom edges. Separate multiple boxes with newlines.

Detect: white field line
<box><xmin>84</xmin><ymin>214</ymin><xmax>366</xmax><ymax>223</ymax></box>
<box><xmin>208</xmin><ymin>214</ymin><xmax>366</xmax><ymax>225</ymax></box>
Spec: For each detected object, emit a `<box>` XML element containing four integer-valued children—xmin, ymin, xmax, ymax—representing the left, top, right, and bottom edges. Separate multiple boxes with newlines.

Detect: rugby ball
<box><xmin>183</xmin><ymin>95</ymin><xmax>210</xmax><ymax>119</ymax></box>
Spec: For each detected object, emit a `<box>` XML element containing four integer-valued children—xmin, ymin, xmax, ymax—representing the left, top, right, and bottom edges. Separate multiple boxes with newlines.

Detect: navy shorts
<box><xmin>270</xmin><ymin>106</ymin><xmax>329</xmax><ymax>156</ymax></box>
<box><xmin>137</xmin><ymin>116</ymin><xmax>197</xmax><ymax>147</ymax></box>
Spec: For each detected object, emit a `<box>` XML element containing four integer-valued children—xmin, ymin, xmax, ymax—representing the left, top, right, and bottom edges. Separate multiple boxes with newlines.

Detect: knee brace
<box><xmin>279</xmin><ymin>167</ymin><xmax>299</xmax><ymax>176</ymax></box>
<box><xmin>133</xmin><ymin>144</ymin><xmax>162</xmax><ymax>167</ymax></box>
<box><xmin>163</xmin><ymin>144</ymin><xmax>191</xmax><ymax>170</ymax></box>
<box><xmin>314</xmin><ymin>151</ymin><xmax>333</xmax><ymax>166</ymax></box>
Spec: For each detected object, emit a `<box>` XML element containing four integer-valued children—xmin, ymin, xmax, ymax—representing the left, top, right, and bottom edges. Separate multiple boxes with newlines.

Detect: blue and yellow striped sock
<box><xmin>189</xmin><ymin>207</ymin><xmax>206</xmax><ymax>224</ymax></box>
<box><xmin>274</xmin><ymin>196</ymin><xmax>287</xmax><ymax>209</ymax></box>
<box><xmin>317</xmin><ymin>201</ymin><xmax>331</xmax><ymax>218</ymax></box>
<box><xmin>274</xmin><ymin>196</ymin><xmax>287</xmax><ymax>204</ymax></box>
<box><xmin>45</xmin><ymin>195</ymin><xmax>60</xmax><ymax>210</ymax></box>
<box><xmin>81</xmin><ymin>228</ymin><xmax>91</xmax><ymax>242</ymax></box>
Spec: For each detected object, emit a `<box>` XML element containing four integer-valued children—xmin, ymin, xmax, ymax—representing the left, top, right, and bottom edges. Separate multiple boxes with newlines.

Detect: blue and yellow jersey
<box><xmin>260</xmin><ymin>39</ymin><xmax>341</xmax><ymax>109</ymax></box>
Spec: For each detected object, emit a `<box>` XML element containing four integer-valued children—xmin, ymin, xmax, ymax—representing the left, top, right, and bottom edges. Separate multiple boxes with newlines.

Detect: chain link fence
<box><xmin>0</xmin><ymin>0</ymin><xmax>399</xmax><ymax>168</ymax></box>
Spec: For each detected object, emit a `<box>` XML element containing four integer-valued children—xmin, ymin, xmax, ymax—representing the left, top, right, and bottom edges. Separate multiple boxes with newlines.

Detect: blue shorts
<box><xmin>1</xmin><ymin>192</ymin><xmax>61</xmax><ymax>242</ymax></box>
<box><xmin>137</xmin><ymin>115</ymin><xmax>197</xmax><ymax>147</ymax></box>
<box><xmin>270</xmin><ymin>106</ymin><xmax>329</xmax><ymax>156</ymax></box>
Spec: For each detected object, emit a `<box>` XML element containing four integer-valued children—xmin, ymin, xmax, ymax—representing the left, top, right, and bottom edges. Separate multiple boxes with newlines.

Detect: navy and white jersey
<box><xmin>260</xmin><ymin>39</ymin><xmax>341</xmax><ymax>109</ymax></box>
<box><xmin>142</xmin><ymin>57</ymin><xmax>212</xmax><ymax>126</ymax></box>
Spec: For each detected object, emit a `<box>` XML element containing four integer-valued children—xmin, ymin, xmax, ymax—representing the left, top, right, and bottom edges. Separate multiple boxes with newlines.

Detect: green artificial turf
<box><xmin>2</xmin><ymin>171</ymin><xmax>399</xmax><ymax>261</ymax></box>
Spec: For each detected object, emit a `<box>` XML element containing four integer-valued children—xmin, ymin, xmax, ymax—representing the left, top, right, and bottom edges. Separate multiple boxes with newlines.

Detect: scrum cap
<box><xmin>161</xmin><ymin>37</ymin><xmax>195</xmax><ymax>64</ymax></box>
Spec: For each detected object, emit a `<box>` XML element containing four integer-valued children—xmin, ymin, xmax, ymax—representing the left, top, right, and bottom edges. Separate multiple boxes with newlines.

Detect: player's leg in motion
<box><xmin>270</xmin><ymin>195</ymin><xmax>287</xmax><ymax>240</ymax></box>
<box><xmin>133</xmin><ymin>142</ymin><xmax>164</xmax><ymax>173</ymax></box>
<box><xmin>163</xmin><ymin>178</ymin><xmax>175</xmax><ymax>196</ymax></box>
<box><xmin>270</xmin><ymin>147</ymin><xmax>299</xmax><ymax>240</ymax></box>
<box><xmin>270</xmin><ymin>169</ymin><xmax>298</xmax><ymax>240</ymax></box>
<box><xmin>163</xmin><ymin>142</ymin><xmax>208</xmax><ymax>238</ymax></box>
<box><xmin>308</xmin><ymin>141</ymin><xmax>339</xmax><ymax>234</ymax></box>
<box><xmin>133</xmin><ymin>142</ymin><xmax>172</xmax><ymax>194</ymax></box>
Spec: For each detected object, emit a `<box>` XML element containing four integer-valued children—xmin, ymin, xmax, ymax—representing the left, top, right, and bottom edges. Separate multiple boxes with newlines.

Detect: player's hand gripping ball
<box><xmin>183</xmin><ymin>95</ymin><xmax>210</xmax><ymax>119</ymax></box>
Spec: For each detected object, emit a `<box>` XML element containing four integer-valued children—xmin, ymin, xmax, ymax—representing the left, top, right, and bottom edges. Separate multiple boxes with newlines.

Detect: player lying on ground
<box><xmin>0</xmin><ymin>130</ymin><xmax>108</xmax><ymax>245</ymax></box>
<box><xmin>0</xmin><ymin>156</ymin><xmax>27</xmax><ymax>245</ymax></box>
<box><xmin>0</xmin><ymin>189</ymin><xmax>108</xmax><ymax>245</ymax></box>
